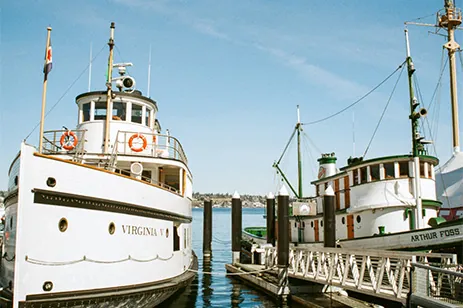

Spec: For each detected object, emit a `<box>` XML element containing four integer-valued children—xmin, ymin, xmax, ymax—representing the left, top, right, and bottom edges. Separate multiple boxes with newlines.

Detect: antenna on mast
<box><xmin>147</xmin><ymin>44</ymin><xmax>152</xmax><ymax>97</ymax></box>
<box><xmin>88</xmin><ymin>42</ymin><xmax>92</xmax><ymax>92</ymax></box>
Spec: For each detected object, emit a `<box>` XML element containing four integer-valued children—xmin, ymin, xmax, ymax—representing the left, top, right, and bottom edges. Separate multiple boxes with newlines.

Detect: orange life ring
<box><xmin>128</xmin><ymin>133</ymin><xmax>147</xmax><ymax>152</ymax></box>
<box><xmin>152</xmin><ymin>135</ymin><xmax>157</xmax><ymax>143</ymax></box>
<box><xmin>60</xmin><ymin>131</ymin><xmax>78</xmax><ymax>151</ymax></box>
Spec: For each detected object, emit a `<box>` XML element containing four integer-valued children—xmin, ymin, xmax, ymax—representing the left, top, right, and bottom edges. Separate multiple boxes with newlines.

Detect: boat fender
<box><xmin>128</xmin><ymin>133</ymin><xmax>147</xmax><ymax>152</ymax></box>
<box><xmin>60</xmin><ymin>131</ymin><xmax>78</xmax><ymax>151</ymax></box>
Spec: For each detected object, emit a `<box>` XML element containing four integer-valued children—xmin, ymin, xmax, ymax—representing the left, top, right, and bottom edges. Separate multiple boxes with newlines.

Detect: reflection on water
<box><xmin>202</xmin><ymin>257</ymin><xmax>213</xmax><ymax>307</ymax></box>
<box><xmin>160</xmin><ymin>208</ymin><xmax>278</xmax><ymax>307</ymax></box>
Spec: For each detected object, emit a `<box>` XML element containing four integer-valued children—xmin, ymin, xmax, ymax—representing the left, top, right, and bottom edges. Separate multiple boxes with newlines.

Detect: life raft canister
<box><xmin>128</xmin><ymin>133</ymin><xmax>147</xmax><ymax>152</ymax></box>
<box><xmin>60</xmin><ymin>131</ymin><xmax>78</xmax><ymax>151</ymax></box>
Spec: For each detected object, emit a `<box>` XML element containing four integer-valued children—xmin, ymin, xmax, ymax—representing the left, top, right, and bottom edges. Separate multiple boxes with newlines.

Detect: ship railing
<box><xmin>110</xmin><ymin>167</ymin><xmax>179</xmax><ymax>194</ymax></box>
<box><xmin>42</xmin><ymin>130</ymin><xmax>87</xmax><ymax>159</ymax></box>
<box><xmin>409</xmin><ymin>262</ymin><xmax>463</xmax><ymax>306</ymax></box>
<box><xmin>263</xmin><ymin>246</ymin><xmax>458</xmax><ymax>304</ymax></box>
<box><xmin>112</xmin><ymin>131</ymin><xmax>188</xmax><ymax>165</ymax></box>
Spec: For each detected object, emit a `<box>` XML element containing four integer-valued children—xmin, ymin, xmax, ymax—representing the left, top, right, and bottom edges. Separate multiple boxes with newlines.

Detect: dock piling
<box><xmin>203</xmin><ymin>199</ymin><xmax>212</xmax><ymax>258</ymax></box>
<box><xmin>231</xmin><ymin>191</ymin><xmax>242</xmax><ymax>265</ymax></box>
<box><xmin>277</xmin><ymin>186</ymin><xmax>290</xmax><ymax>303</ymax></box>
<box><xmin>323</xmin><ymin>185</ymin><xmax>336</xmax><ymax>247</ymax></box>
<box><xmin>266</xmin><ymin>192</ymin><xmax>276</xmax><ymax>246</ymax></box>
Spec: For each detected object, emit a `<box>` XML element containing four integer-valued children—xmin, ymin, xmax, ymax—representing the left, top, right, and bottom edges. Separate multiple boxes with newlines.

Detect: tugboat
<box><xmin>244</xmin><ymin>1</ymin><xmax>463</xmax><ymax>259</ymax></box>
<box><xmin>0</xmin><ymin>22</ymin><xmax>196</xmax><ymax>307</ymax></box>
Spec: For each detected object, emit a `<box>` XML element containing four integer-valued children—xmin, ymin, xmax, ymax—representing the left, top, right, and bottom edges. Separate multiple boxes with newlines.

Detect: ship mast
<box><xmin>104</xmin><ymin>22</ymin><xmax>115</xmax><ymax>154</ymax></box>
<box><xmin>404</xmin><ymin>29</ymin><xmax>424</xmax><ymax>229</ymax></box>
<box><xmin>296</xmin><ymin>105</ymin><xmax>303</xmax><ymax>198</ymax></box>
<box><xmin>439</xmin><ymin>0</ymin><xmax>461</xmax><ymax>153</ymax></box>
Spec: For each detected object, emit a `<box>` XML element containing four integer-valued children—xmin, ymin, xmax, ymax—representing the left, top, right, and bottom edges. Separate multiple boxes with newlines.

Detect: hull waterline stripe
<box><xmin>32</xmin><ymin>189</ymin><xmax>192</xmax><ymax>223</ymax></box>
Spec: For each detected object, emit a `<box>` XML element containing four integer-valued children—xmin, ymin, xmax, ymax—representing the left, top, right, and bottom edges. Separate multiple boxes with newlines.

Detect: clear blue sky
<box><xmin>0</xmin><ymin>1</ymin><xmax>462</xmax><ymax>196</ymax></box>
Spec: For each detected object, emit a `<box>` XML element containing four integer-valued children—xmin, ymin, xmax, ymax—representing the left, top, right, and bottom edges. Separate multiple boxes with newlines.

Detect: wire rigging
<box><xmin>362</xmin><ymin>64</ymin><xmax>406</xmax><ymax>158</ymax></box>
<box><xmin>276</xmin><ymin>128</ymin><xmax>297</xmax><ymax>165</ymax></box>
<box><xmin>302</xmin><ymin>60</ymin><xmax>407</xmax><ymax>125</ymax></box>
<box><xmin>24</xmin><ymin>44</ymin><xmax>107</xmax><ymax>141</ymax></box>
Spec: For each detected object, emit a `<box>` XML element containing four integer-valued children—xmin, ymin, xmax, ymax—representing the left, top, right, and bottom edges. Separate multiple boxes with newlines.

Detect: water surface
<box><xmin>160</xmin><ymin>207</ymin><xmax>278</xmax><ymax>308</ymax></box>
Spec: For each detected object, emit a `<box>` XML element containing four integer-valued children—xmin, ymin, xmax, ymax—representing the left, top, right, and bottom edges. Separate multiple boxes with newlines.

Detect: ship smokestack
<box><xmin>317</xmin><ymin>153</ymin><xmax>337</xmax><ymax>179</ymax></box>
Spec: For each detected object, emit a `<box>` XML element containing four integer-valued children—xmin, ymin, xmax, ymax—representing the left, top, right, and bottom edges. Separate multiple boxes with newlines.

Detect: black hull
<box><xmin>0</xmin><ymin>253</ymin><xmax>198</xmax><ymax>308</ymax></box>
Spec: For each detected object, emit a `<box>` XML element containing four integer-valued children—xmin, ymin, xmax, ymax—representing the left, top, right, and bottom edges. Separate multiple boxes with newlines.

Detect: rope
<box><xmin>302</xmin><ymin>60</ymin><xmax>407</xmax><ymax>125</ymax></box>
<box><xmin>25</xmin><ymin>253</ymin><xmax>174</xmax><ymax>266</ymax></box>
<box><xmin>187</xmin><ymin>267</ymin><xmax>276</xmax><ymax>276</ymax></box>
<box><xmin>363</xmin><ymin>63</ymin><xmax>405</xmax><ymax>158</ymax></box>
<box><xmin>24</xmin><ymin>44</ymin><xmax>107</xmax><ymax>141</ymax></box>
<box><xmin>405</xmin><ymin>12</ymin><xmax>440</xmax><ymax>23</ymax></box>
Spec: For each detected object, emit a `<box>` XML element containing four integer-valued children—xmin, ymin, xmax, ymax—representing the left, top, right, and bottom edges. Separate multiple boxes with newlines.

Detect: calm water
<box><xmin>160</xmin><ymin>207</ymin><xmax>279</xmax><ymax>308</ymax></box>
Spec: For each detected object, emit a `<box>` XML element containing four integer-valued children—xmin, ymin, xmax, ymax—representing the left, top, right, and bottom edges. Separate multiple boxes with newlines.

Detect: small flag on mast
<box><xmin>43</xmin><ymin>40</ymin><xmax>52</xmax><ymax>75</ymax></box>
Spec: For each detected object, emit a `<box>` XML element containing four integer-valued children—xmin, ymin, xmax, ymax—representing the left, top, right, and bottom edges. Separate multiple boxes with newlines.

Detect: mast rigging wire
<box><xmin>302</xmin><ymin>60</ymin><xmax>407</xmax><ymax>126</ymax></box>
<box><xmin>362</xmin><ymin>64</ymin><xmax>406</xmax><ymax>158</ymax></box>
<box><xmin>24</xmin><ymin>45</ymin><xmax>107</xmax><ymax>141</ymax></box>
<box><xmin>276</xmin><ymin>128</ymin><xmax>297</xmax><ymax>165</ymax></box>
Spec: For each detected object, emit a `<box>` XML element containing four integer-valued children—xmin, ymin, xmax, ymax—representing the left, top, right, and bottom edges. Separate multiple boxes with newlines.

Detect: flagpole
<box><xmin>39</xmin><ymin>26</ymin><xmax>52</xmax><ymax>154</ymax></box>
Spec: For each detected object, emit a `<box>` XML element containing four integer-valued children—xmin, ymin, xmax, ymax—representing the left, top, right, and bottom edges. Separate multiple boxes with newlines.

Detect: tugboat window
<box><xmin>399</xmin><ymin>161</ymin><xmax>409</xmax><ymax>177</ymax></box>
<box><xmin>360</xmin><ymin>167</ymin><xmax>368</xmax><ymax>184</ymax></box>
<box><xmin>356</xmin><ymin>215</ymin><xmax>361</xmax><ymax>223</ymax></box>
<box><xmin>370</xmin><ymin>165</ymin><xmax>380</xmax><ymax>181</ymax></box>
<box><xmin>384</xmin><ymin>163</ymin><xmax>395</xmax><ymax>179</ymax></box>
<box><xmin>94</xmin><ymin>102</ymin><xmax>107</xmax><ymax>120</ymax></box>
<box><xmin>112</xmin><ymin>102</ymin><xmax>126</xmax><ymax>121</ymax></box>
<box><xmin>131</xmin><ymin>104</ymin><xmax>143</xmax><ymax>124</ymax></box>
<box><xmin>420</xmin><ymin>162</ymin><xmax>425</xmax><ymax>178</ymax></box>
<box><xmin>83</xmin><ymin>103</ymin><xmax>90</xmax><ymax>122</ymax></box>
<box><xmin>353</xmin><ymin>169</ymin><xmax>359</xmax><ymax>185</ymax></box>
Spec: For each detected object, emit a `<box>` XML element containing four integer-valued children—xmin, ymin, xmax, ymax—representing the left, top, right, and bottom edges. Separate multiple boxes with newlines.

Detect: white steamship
<box><xmin>0</xmin><ymin>23</ymin><xmax>196</xmax><ymax>307</ymax></box>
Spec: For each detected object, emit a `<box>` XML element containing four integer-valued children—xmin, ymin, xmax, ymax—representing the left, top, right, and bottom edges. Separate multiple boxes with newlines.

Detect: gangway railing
<box><xmin>263</xmin><ymin>246</ymin><xmax>457</xmax><ymax>304</ymax></box>
<box><xmin>409</xmin><ymin>262</ymin><xmax>463</xmax><ymax>307</ymax></box>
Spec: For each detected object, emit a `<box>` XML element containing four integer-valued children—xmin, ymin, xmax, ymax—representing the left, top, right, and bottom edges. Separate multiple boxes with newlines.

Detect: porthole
<box><xmin>342</xmin><ymin>217</ymin><xmax>346</xmax><ymax>225</ymax></box>
<box><xmin>321</xmin><ymin>220</ymin><xmax>323</xmax><ymax>227</ymax></box>
<box><xmin>311</xmin><ymin>221</ymin><xmax>314</xmax><ymax>228</ymax></box>
<box><xmin>43</xmin><ymin>281</ymin><xmax>53</xmax><ymax>292</ymax></box>
<box><xmin>166</xmin><ymin>228</ymin><xmax>169</xmax><ymax>238</ymax></box>
<box><xmin>58</xmin><ymin>218</ymin><xmax>68</xmax><ymax>232</ymax></box>
<box><xmin>108</xmin><ymin>222</ymin><xmax>116</xmax><ymax>235</ymax></box>
<box><xmin>356</xmin><ymin>215</ymin><xmax>361</xmax><ymax>223</ymax></box>
<box><xmin>294</xmin><ymin>222</ymin><xmax>297</xmax><ymax>228</ymax></box>
<box><xmin>46</xmin><ymin>177</ymin><xmax>56</xmax><ymax>187</ymax></box>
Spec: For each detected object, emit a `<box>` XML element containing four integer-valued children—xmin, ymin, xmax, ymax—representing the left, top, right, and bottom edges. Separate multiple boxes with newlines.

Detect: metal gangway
<box><xmin>263</xmin><ymin>246</ymin><xmax>461</xmax><ymax>305</ymax></box>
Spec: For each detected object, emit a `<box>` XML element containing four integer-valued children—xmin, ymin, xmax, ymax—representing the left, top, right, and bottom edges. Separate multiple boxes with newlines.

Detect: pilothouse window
<box><xmin>399</xmin><ymin>161</ymin><xmax>409</xmax><ymax>177</ymax></box>
<box><xmin>132</xmin><ymin>104</ymin><xmax>142</xmax><ymax>124</ymax></box>
<box><xmin>83</xmin><ymin>103</ymin><xmax>90</xmax><ymax>122</ymax></box>
<box><xmin>145</xmin><ymin>108</ymin><xmax>152</xmax><ymax>127</ymax></box>
<box><xmin>94</xmin><ymin>102</ymin><xmax>107</xmax><ymax>120</ymax></box>
<box><xmin>112</xmin><ymin>102</ymin><xmax>126</xmax><ymax>120</ymax></box>
<box><xmin>384</xmin><ymin>163</ymin><xmax>395</xmax><ymax>179</ymax></box>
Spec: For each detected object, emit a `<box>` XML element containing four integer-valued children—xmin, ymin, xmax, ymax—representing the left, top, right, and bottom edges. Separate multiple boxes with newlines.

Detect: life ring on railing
<box><xmin>128</xmin><ymin>133</ymin><xmax>147</xmax><ymax>152</ymax></box>
<box><xmin>60</xmin><ymin>131</ymin><xmax>78</xmax><ymax>151</ymax></box>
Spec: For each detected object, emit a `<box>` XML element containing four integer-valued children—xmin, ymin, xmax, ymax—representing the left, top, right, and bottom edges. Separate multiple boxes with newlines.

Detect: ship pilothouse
<box><xmin>43</xmin><ymin>61</ymin><xmax>191</xmax><ymax>196</ymax></box>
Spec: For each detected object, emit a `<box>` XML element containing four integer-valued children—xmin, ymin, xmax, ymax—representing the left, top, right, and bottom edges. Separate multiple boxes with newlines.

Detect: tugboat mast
<box><xmin>104</xmin><ymin>22</ymin><xmax>115</xmax><ymax>154</ymax></box>
<box><xmin>439</xmin><ymin>0</ymin><xmax>462</xmax><ymax>153</ymax></box>
<box><xmin>296</xmin><ymin>105</ymin><xmax>303</xmax><ymax>198</ymax></box>
<box><xmin>404</xmin><ymin>29</ymin><xmax>424</xmax><ymax>229</ymax></box>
